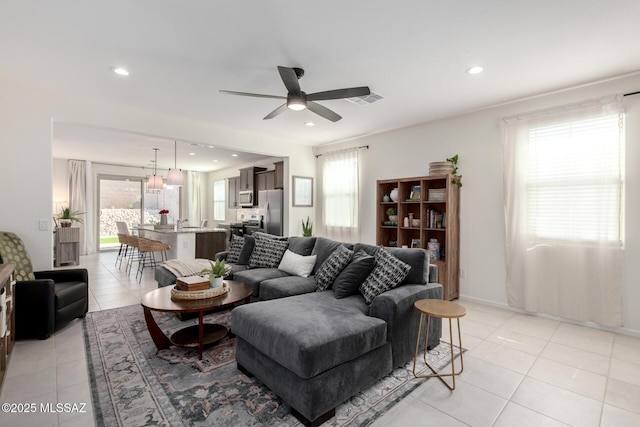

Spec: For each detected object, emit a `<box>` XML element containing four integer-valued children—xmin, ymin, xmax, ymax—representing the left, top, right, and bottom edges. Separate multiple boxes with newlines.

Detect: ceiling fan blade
<box><xmin>263</xmin><ymin>103</ymin><xmax>288</xmax><ymax>120</ymax></box>
<box><xmin>307</xmin><ymin>101</ymin><xmax>342</xmax><ymax>122</ymax></box>
<box><xmin>278</xmin><ymin>66</ymin><xmax>301</xmax><ymax>94</ymax></box>
<box><xmin>219</xmin><ymin>90</ymin><xmax>286</xmax><ymax>100</ymax></box>
<box><xmin>307</xmin><ymin>86</ymin><xmax>370</xmax><ymax>101</ymax></box>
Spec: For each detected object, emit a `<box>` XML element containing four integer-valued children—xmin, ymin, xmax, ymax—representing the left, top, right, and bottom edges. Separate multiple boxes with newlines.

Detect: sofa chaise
<box><xmin>218</xmin><ymin>233</ymin><xmax>443</xmax><ymax>426</ymax></box>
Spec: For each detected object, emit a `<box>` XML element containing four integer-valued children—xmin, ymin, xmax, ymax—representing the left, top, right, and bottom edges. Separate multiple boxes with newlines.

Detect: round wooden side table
<box><xmin>413</xmin><ymin>299</ymin><xmax>466</xmax><ymax>390</ymax></box>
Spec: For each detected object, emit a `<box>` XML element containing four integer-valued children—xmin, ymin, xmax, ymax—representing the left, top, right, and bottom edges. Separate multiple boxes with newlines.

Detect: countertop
<box><xmin>137</xmin><ymin>227</ymin><xmax>228</xmax><ymax>235</ymax></box>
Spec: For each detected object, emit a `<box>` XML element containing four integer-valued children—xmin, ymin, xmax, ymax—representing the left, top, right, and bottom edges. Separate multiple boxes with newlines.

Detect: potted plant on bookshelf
<box><xmin>386</xmin><ymin>207</ymin><xmax>398</xmax><ymax>224</ymax></box>
<box><xmin>56</xmin><ymin>207</ymin><xmax>84</xmax><ymax>228</ymax></box>
<box><xmin>201</xmin><ymin>259</ymin><xmax>231</xmax><ymax>289</ymax></box>
<box><xmin>446</xmin><ymin>154</ymin><xmax>462</xmax><ymax>187</ymax></box>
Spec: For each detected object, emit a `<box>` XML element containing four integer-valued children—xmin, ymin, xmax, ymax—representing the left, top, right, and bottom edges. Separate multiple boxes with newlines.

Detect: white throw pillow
<box><xmin>278</xmin><ymin>249</ymin><xmax>317</xmax><ymax>278</ymax></box>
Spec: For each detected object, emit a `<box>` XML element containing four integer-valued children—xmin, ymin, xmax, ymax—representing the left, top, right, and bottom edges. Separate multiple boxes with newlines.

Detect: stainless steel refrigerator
<box><xmin>258</xmin><ymin>189</ymin><xmax>283</xmax><ymax>236</ymax></box>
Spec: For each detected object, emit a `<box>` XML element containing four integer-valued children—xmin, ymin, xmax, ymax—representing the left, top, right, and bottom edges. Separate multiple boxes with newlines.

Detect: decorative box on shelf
<box><xmin>428</xmin><ymin>189</ymin><xmax>446</xmax><ymax>202</ymax></box>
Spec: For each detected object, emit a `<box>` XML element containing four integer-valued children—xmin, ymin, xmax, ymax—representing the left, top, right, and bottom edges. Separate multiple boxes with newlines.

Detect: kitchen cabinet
<box><xmin>239</xmin><ymin>167</ymin><xmax>266</xmax><ymax>191</ymax></box>
<box><xmin>257</xmin><ymin>170</ymin><xmax>275</xmax><ymax>191</ymax></box>
<box><xmin>274</xmin><ymin>161</ymin><xmax>284</xmax><ymax>189</ymax></box>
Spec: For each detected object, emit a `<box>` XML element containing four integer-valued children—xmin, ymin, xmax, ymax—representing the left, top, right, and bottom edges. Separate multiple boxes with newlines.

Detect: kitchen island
<box><xmin>137</xmin><ymin>227</ymin><xmax>227</xmax><ymax>260</ymax></box>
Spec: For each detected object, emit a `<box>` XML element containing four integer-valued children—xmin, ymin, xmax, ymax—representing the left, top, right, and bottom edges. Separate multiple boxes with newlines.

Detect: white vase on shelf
<box><xmin>389</xmin><ymin>188</ymin><xmax>399</xmax><ymax>202</ymax></box>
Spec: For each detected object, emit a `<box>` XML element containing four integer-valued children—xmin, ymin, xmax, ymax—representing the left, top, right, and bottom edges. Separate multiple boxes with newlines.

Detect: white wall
<box><xmin>315</xmin><ymin>73</ymin><xmax>640</xmax><ymax>334</ymax></box>
<box><xmin>0</xmin><ymin>75</ymin><xmax>316</xmax><ymax>270</ymax></box>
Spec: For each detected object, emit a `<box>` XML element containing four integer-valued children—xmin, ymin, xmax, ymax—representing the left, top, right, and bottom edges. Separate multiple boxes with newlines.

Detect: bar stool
<box><xmin>115</xmin><ymin>221</ymin><xmax>130</xmax><ymax>268</ymax></box>
<box><xmin>136</xmin><ymin>238</ymin><xmax>170</xmax><ymax>282</ymax></box>
<box><xmin>413</xmin><ymin>299</ymin><xmax>466</xmax><ymax>390</ymax></box>
<box><xmin>115</xmin><ymin>233</ymin><xmax>129</xmax><ymax>269</ymax></box>
<box><xmin>125</xmin><ymin>235</ymin><xmax>142</xmax><ymax>275</ymax></box>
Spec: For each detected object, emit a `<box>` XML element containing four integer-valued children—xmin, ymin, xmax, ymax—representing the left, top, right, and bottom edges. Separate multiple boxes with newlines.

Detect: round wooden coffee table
<box><xmin>141</xmin><ymin>280</ymin><xmax>252</xmax><ymax>360</ymax></box>
<box><xmin>413</xmin><ymin>299</ymin><xmax>466</xmax><ymax>390</ymax></box>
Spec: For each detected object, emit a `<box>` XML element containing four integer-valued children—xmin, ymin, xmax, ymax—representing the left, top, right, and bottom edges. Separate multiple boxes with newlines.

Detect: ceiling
<box><xmin>2</xmin><ymin>1</ymin><xmax>639</xmax><ymax>171</ymax></box>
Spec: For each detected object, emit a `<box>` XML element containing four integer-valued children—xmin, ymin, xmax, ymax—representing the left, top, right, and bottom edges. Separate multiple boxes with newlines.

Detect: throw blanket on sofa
<box><xmin>161</xmin><ymin>259</ymin><xmax>214</xmax><ymax>278</ymax></box>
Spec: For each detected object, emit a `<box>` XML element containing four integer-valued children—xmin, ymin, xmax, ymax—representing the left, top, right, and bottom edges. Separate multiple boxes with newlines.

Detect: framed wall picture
<box><xmin>293</xmin><ymin>176</ymin><xmax>313</xmax><ymax>207</ymax></box>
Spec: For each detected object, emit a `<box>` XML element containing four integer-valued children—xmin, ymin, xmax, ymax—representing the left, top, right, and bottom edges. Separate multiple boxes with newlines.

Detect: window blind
<box><xmin>525</xmin><ymin>113</ymin><xmax>623</xmax><ymax>242</ymax></box>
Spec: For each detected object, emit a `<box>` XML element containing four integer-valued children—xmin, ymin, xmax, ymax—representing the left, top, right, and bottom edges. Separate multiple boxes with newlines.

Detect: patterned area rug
<box><xmin>84</xmin><ymin>304</ymin><xmax>462</xmax><ymax>426</ymax></box>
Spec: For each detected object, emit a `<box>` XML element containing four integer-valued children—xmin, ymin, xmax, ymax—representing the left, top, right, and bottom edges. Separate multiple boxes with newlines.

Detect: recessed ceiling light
<box><xmin>188</xmin><ymin>152</ymin><xmax>195</xmax><ymax>156</ymax></box>
<box><xmin>304</xmin><ymin>122</ymin><xmax>315</xmax><ymax>127</ymax></box>
<box><xmin>110</xmin><ymin>67</ymin><xmax>130</xmax><ymax>76</ymax></box>
<box><xmin>231</xmin><ymin>154</ymin><xmax>238</xmax><ymax>157</ymax></box>
<box><xmin>212</xmin><ymin>159</ymin><xmax>219</xmax><ymax>163</ymax></box>
<box><xmin>465</xmin><ymin>65</ymin><xmax>484</xmax><ymax>75</ymax></box>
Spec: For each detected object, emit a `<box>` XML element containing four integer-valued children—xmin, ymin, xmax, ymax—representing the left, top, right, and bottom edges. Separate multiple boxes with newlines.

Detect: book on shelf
<box><xmin>382</xmin><ymin>221</ymin><xmax>398</xmax><ymax>226</ymax></box>
<box><xmin>426</xmin><ymin>209</ymin><xmax>446</xmax><ymax>228</ymax></box>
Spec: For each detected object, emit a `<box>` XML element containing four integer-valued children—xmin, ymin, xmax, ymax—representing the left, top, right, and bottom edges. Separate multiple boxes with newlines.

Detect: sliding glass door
<box><xmin>98</xmin><ymin>177</ymin><xmax>143</xmax><ymax>250</ymax></box>
<box><xmin>97</xmin><ymin>175</ymin><xmax>181</xmax><ymax>250</ymax></box>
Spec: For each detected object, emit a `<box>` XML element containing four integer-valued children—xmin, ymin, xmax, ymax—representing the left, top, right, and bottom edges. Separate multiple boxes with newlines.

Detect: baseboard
<box><xmin>459</xmin><ymin>295</ymin><xmax>640</xmax><ymax>338</ymax></box>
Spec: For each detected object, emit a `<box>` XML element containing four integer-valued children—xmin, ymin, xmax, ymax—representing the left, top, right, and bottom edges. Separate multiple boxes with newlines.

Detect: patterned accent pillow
<box><xmin>315</xmin><ymin>245</ymin><xmax>353</xmax><ymax>291</ymax></box>
<box><xmin>0</xmin><ymin>232</ymin><xmax>36</xmax><ymax>281</ymax></box>
<box><xmin>248</xmin><ymin>235</ymin><xmax>289</xmax><ymax>268</ymax></box>
<box><xmin>359</xmin><ymin>247</ymin><xmax>411</xmax><ymax>304</ymax></box>
<box><xmin>226</xmin><ymin>235</ymin><xmax>244</xmax><ymax>263</ymax></box>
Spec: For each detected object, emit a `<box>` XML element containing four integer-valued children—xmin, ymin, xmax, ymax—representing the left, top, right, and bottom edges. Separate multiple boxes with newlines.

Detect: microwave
<box><xmin>238</xmin><ymin>190</ymin><xmax>254</xmax><ymax>208</ymax></box>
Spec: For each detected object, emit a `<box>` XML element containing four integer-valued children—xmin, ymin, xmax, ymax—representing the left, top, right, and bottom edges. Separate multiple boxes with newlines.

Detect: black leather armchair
<box><xmin>15</xmin><ymin>269</ymin><xmax>89</xmax><ymax>339</ymax></box>
<box><xmin>0</xmin><ymin>231</ymin><xmax>89</xmax><ymax>340</ymax></box>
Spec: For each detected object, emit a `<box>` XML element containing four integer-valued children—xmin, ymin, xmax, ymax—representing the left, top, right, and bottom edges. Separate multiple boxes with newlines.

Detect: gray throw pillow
<box><xmin>333</xmin><ymin>250</ymin><xmax>375</xmax><ymax>299</ymax></box>
<box><xmin>226</xmin><ymin>235</ymin><xmax>244</xmax><ymax>263</ymax></box>
<box><xmin>315</xmin><ymin>245</ymin><xmax>353</xmax><ymax>291</ymax></box>
<box><xmin>249</xmin><ymin>235</ymin><xmax>289</xmax><ymax>268</ymax></box>
<box><xmin>237</xmin><ymin>235</ymin><xmax>255</xmax><ymax>265</ymax></box>
<box><xmin>359</xmin><ymin>248</ymin><xmax>411</xmax><ymax>304</ymax></box>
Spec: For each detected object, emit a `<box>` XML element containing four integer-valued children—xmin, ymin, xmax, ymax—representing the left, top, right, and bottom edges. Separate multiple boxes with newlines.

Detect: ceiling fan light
<box><xmin>167</xmin><ymin>168</ymin><xmax>185</xmax><ymax>186</ymax></box>
<box><xmin>287</xmin><ymin>100</ymin><xmax>306</xmax><ymax>111</ymax></box>
<box><xmin>287</xmin><ymin>92</ymin><xmax>307</xmax><ymax>111</ymax></box>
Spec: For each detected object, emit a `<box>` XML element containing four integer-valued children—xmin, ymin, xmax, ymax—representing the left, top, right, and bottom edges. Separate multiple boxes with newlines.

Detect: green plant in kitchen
<box><xmin>201</xmin><ymin>259</ymin><xmax>231</xmax><ymax>278</ymax></box>
<box><xmin>56</xmin><ymin>207</ymin><xmax>84</xmax><ymax>227</ymax></box>
<box><xmin>446</xmin><ymin>154</ymin><xmax>462</xmax><ymax>187</ymax></box>
<box><xmin>302</xmin><ymin>216</ymin><xmax>313</xmax><ymax>237</ymax></box>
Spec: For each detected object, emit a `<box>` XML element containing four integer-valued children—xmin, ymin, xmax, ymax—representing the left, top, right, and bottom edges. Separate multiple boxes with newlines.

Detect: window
<box><xmin>213</xmin><ymin>179</ymin><xmax>225</xmax><ymax>221</ymax></box>
<box><xmin>524</xmin><ymin>113</ymin><xmax>623</xmax><ymax>243</ymax></box>
<box><xmin>502</xmin><ymin>96</ymin><xmax>624</xmax><ymax>327</ymax></box>
<box><xmin>320</xmin><ymin>148</ymin><xmax>359</xmax><ymax>242</ymax></box>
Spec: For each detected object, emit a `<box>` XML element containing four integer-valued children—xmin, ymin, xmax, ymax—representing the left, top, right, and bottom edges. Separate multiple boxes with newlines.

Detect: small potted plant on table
<box><xmin>201</xmin><ymin>259</ymin><xmax>231</xmax><ymax>289</ymax></box>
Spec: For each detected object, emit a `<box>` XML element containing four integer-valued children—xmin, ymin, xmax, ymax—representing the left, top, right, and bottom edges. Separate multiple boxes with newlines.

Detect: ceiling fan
<box><xmin>220</xmin><ymin>66</ymin><xmax>370</xmax><ymax>122</ymax></box>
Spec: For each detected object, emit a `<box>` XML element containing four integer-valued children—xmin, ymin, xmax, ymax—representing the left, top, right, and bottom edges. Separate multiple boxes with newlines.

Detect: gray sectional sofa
<box><xmin>215</xmin><ymin>232</ymin><xmax>443</xmax><ymax>426</ymax></box>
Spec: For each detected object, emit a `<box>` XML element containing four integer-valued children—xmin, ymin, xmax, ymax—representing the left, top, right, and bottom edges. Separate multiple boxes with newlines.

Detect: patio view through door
<box><xmin>98</xmin><ymin>176</ymin><xmax>180</xmax><ymax>251</ymax></box>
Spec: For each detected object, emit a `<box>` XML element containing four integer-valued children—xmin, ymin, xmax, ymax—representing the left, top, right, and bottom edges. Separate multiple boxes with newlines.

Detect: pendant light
<box><xmin>166</xmin><ymin>140</ymin><xmax>185</xmax><ymax>186</ymax></box>
<box><xmin>147</xmin><ymin>148</ymin><xmax>163</xmax><ymax>190</ymax></box>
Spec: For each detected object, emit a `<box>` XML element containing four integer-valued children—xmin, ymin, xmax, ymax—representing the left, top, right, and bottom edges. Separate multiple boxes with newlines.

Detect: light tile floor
<box><xmin>1</xmin><ymin>251</ymin><xmax>639</xmax><ymax>426</ymax></box>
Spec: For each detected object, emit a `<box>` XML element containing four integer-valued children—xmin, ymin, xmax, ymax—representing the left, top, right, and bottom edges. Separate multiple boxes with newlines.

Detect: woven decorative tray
<box><xmin>170</xmin><ymin>282</ymin><xmax>229</xmax><ymax>301</ymax></box>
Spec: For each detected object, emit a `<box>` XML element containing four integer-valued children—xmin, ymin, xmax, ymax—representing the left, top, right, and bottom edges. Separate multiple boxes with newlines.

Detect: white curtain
<box><xmin>183</xmin><ymin>171</ymin><xmax>202</xmax><ymax>226</ymax></box>
<box><xmin>502</xmin><ymin>96</ymin><xmax>624</xmax><ymax>327</ymax></box>
<box><xmin>68</xmin><ymin>159</ymin><xmax>95</xmax><ymax>255</ymax></box>
<box><xmin>317</xmin><ymin>147</ymin><xmax>360</xmax><ymax>243</ymax></box>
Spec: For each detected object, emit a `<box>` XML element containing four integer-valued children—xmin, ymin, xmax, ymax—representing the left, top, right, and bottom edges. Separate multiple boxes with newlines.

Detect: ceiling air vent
<box><xmin>344</xmin><ymin>91</ymin><xmax>384</xmax><ymax>106</ymax></box>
